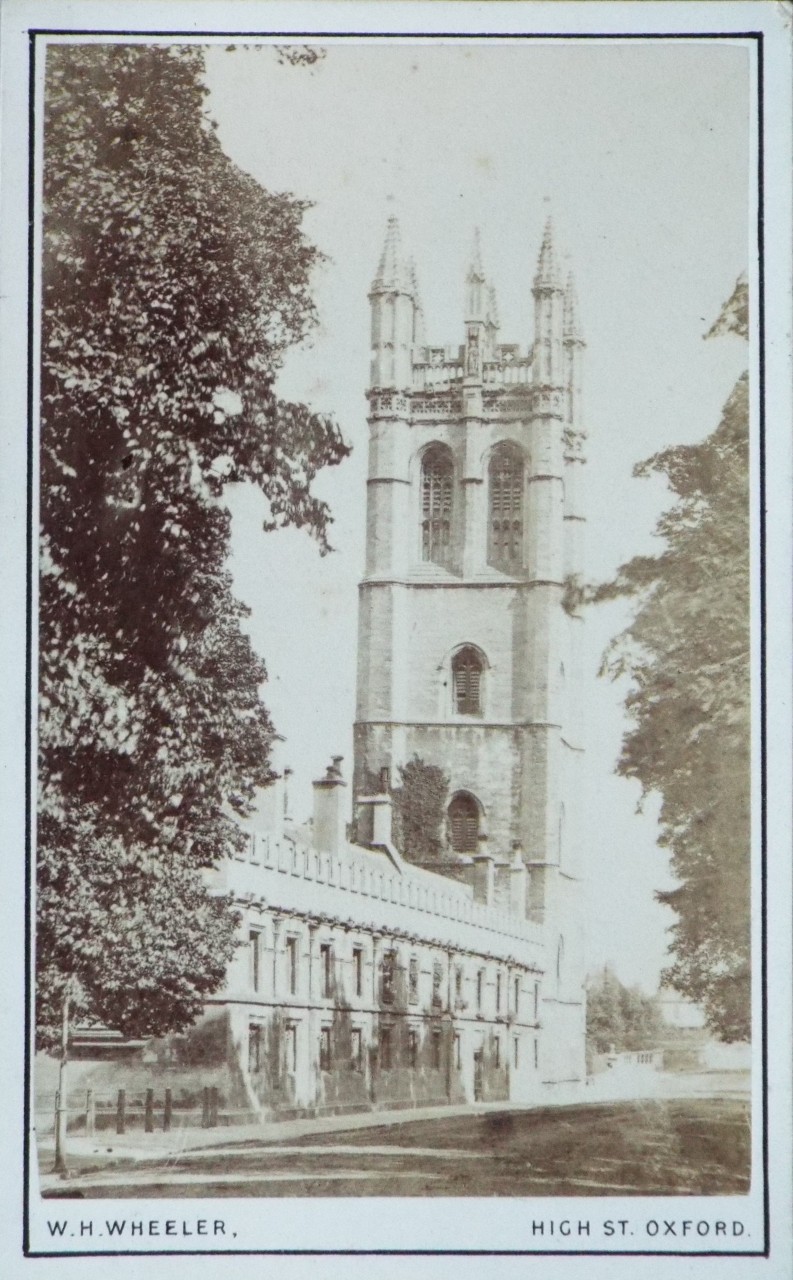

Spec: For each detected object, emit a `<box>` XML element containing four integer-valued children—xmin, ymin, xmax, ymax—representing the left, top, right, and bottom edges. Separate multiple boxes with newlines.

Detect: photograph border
<box><xmin>21</xmin><ymin>19</ymin><xmax>769</xmax><ymax>1263</ymax></box>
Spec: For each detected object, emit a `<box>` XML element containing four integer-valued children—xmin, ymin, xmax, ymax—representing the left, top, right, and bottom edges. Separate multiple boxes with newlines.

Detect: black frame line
<box><xmin>23</xmin><ymin>24</ymin><xmax>769</xmax><ymax>1261</ymax></box>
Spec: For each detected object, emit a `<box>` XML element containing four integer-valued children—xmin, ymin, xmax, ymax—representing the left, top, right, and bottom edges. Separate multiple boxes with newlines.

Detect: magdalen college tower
<box><xmin>354</xmin><ymin>217</ymin><xmax>588</xmax><ymax>1078</ymax></box>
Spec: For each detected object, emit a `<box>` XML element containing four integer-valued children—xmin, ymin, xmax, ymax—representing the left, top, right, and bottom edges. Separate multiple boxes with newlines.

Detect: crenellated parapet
<box><xmin>212</xmin><ymin>824</ymin><xmax>544</xmax><ymax>967</ymax></box>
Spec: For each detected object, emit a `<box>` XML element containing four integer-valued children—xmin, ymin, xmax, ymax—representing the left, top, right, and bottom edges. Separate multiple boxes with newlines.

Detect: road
<box><xmin>41</xmin><ymin>1095</ymin><xmax>750</xmax><ymax>1198</ymax></box>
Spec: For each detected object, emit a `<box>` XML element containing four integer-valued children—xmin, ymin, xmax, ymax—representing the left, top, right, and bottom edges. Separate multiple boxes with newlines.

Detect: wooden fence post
<box><xmin>85</xmin><ymin>1089</ymin><xmax>95</xmax><ymax>1140</ymax></box>
<box><xmin>144</xmin><ymin>1088</ymin><xmax>154</xmax><ymax>1134</ymax></box>
<box><xmin>201</xmin><ymin>1086</ymin><xmax>210</xmax><ymax>1128</ymax></box>
<box><xmin>210</xmin><ymin>1086</ymin><xmax>219</xmax><ymax>1128</ymax></box>
<box><xmin>163</xmin><ymin>1088</ymin><xmax>172</xmax><ymax>1132</ymax></box>
<box><xmin>116</xmin><ymin>1088</ymin><xmax>126</xmax><ymax>1135</ymax></box>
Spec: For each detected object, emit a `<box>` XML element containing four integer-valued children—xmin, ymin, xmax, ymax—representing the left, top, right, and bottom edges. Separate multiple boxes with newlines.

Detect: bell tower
<box><xmin>355</xmin><ymin>218</ymin><xmax>587</xmax><ymax>1010</ymax></box>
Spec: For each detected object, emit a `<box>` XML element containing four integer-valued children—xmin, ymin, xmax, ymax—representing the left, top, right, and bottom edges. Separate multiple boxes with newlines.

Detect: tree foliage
<box><xmin>37</xmin><ymin>44</ymin><xmax>348</xmax><ymax>1048</ymax></box>
<box><xmin>586</xmin><ymin>967</ymin><xmax>663</xmax><ymax>1055</ymax></box>
<box><xmin>596</xmin><ymin>277</ymin><xmax>750</xmax><ymax>1042</ymax></box>
<box><xmin>391</xmin><ymin>757</ymin><xmax>450</xmax><ymax>863</ymax></box>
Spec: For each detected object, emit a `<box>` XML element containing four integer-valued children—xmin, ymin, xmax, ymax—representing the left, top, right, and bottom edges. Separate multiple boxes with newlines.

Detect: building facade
<box><xmin>193</xmin><ymin>218</ymin><xmax>589</xmax><ymax>1118</ymax></box>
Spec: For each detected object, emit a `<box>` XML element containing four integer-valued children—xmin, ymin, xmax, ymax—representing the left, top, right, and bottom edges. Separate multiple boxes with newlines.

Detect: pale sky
<box><xmin>203</xmin><ymin>40</ymin><xmax>751</xmax><ymax>992</ymax></box>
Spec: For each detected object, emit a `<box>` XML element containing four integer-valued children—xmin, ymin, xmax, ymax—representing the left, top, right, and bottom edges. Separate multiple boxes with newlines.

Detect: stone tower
<box><xmin>354</xmin><ymin>218</ymin><xmax>587</xmax><ymax>1070</ymax></box>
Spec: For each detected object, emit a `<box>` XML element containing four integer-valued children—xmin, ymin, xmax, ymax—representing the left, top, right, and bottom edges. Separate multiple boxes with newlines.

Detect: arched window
<box><xmin>488</xmin><ymin>444</ymin><xmax>524</xmax><ymax>571</ymax></box>
<box><xmin>452</xmin><ymin>646</ymin><xmax>484</xmax><ymax>715</ymax></box>
<box><xmin>448</xmin><ymin>792</ymin><xmax>480</xmax><ymax>853</ymax></box>
<box><xmin>421</xmin><ymin>445</ymin><xmax>453</xmax><ymax>567</ymax></box>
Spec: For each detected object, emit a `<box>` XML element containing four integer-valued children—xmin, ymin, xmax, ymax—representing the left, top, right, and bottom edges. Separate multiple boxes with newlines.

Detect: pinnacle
<box><xmin>371</xmin><ymin>216</ymin><xmax>412</xmax><ymax>294</ymax></box>
<box><xmin>467</xmin><ymin>226</ymin><xmax>485</xmax><ymax>281</ymax></box>
<box><xmin>408</xmin><ymin>257</ymin><xmax>423</xmax><ymax>312</ymax></box>
<box><xmin>534</xmin><ymin>216</ymin><xmax>562</xmax><ymax>290</ymax></box>
<box><xmin>563</xmin><ymin>271</ymin><xmax>584</xmax><ymax>340</ymax></box>
<box><xmin>487</xmin><ymin>283</ymin><xmax>500</xmax><ymax>329</ymax></box>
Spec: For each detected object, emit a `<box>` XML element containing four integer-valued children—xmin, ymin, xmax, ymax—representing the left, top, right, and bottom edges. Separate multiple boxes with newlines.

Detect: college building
<box><xmin>195</xmin><ymin>216</ymin><xmax>589</xmax><ymax>1117</ymax></box>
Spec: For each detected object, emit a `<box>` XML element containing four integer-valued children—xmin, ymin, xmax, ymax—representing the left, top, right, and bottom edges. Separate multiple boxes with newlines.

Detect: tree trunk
<box><xmin>52</xmin><ymin>988</ymin><xmax>70</xmax><ymax>1175</ymax></box>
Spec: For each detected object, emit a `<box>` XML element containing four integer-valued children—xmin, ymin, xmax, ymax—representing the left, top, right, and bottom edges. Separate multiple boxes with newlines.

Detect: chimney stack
<box><xmin>312</xmin><ymin>756</ymin><xmax>348</xmax><ymax>855</ymax></box>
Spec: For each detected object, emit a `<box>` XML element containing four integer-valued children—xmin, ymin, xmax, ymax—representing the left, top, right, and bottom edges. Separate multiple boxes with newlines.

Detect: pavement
<box><xmin>35</xmin><ymin>1068</ymin><xmax>750</xmax><ymax>1193</ymax></box>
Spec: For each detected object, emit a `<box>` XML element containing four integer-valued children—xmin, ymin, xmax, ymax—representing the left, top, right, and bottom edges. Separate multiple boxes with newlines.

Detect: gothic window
<box><xmin>421</xmin><ymin>445</ymin><xmax>453</xmax><ymax>566</ymax></box>
<box><xmin>449</xmin><ymin>791</ymin><xmax>480</xmax><ymax>853</ymax></box>
<box><xmin>452</xmin><ymin>646</ymin><xmax>483</xmax><ymax>715</ymax></box>
<box><xmin>432</xmin><ymin>959</ymin><xmax>444</xmax><ymax>1009</ymax></box>
<box><xmin>408</xmin><ymin>954</ymin><xmax>419</xmax><ymax>1005</ymax></box>
<box><xmin>320</xmin><ymin>942</ymin><xmax>332</xmax><ymax>998</ymax></box>
<box><xmin>286</xmin><ymin>935</ymin><xmax>299</xmax><ymax>996</ymax></box>
<box><xmin>352</xmin><ymin>946</ymin><xmax>364</xmax><ymax>997</ymax></box>
<box><xmin>488</xmin><ymin>444</ymin><xmax>524</xmax><ymax>571</ymax></box>
<box><xmin>249</xmin><ymin>929</ymin><xmax>261</xmax><ymax>993</ymax></box>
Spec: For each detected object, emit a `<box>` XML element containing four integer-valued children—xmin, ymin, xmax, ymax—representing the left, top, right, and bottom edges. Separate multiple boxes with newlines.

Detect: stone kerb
<box><xmin>222</xmin><ymin>833</ymin><xmax>542</xmax><ymax>963</ymax></box>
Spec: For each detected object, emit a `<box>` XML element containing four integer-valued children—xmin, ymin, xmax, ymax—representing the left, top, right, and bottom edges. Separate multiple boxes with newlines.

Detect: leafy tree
<box><xmin>391</xmin><ymin>757</ymin><xmax>450</xmax><ymax>863</ymax></box>
<box><xmin>586</xmin><ymin>967</ymin><xmax>626</xmax><ymax>1054</ymax></box>
<box><xmin>37</xmin><ymin>43</ymin><xmax>348</xmax><ymax>1163</ymax></box>
<box><xmin>586</xmin><ymin>967</ymin><xmax>662</xmax><ymax>1054</ymax></box>
<box><xmin>596</xmin><ymin>276</ymin><xmax>749</xmax><ymax>1042</ymax></box>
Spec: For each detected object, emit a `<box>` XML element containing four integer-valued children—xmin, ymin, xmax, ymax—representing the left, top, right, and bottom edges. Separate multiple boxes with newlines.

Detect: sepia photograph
<box><xmin>1</xmin><ymin>0</ymin><xmax>790</xmax><ymax>1269</ymax></box>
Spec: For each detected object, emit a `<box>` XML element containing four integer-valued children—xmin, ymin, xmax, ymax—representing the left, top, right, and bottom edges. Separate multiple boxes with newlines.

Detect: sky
<box><xmin>202</xmin><ymin>39</ymin><xmax>751</xmax><ymax>992</ymax></box>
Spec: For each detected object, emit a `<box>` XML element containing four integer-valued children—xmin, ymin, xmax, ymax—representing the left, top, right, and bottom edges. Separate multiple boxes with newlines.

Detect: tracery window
<box><xmin>421</xmin><ymin>445</ymin><xmax>453</xmax><ymax>566</ymax></box>
<box><xmin>452</xmin><ymin>646</ymin><xmax>483</xmax><ymax>715</ymax></box>
<box><xmin>488</xmin><ymin>444</ymin><xmax>524</xmax><ymax>571</ymax></box>
<box><xmin>449</xmin><ymin>791</ymin><xmax>480</xmax><ymax>853</ymax></box>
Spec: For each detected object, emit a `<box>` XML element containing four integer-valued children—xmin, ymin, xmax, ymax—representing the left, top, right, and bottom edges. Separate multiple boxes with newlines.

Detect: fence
<box><xmin>38</xmin><ymin>1087</ymin><xmax>256</xmax><ymax>1138</ymax></box>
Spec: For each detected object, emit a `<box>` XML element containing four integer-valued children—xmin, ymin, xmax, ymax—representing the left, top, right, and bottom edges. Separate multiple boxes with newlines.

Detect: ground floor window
<box><xmin>380</xmin><ymin>1025</ymin><xmax>393</xmax><ymax>1069</ymax></box>
<box><xmin>513</xmin><ymin>1035</ymin><xmax>519</xmax><ymax>1069</ymax></box>
<box><xmin>431</xmin><ymin>1027</ymin><xmax>442</xmax><ymax>1069</ymax></box>
<box><xmin>454</xmin><ymin>1033</ymin><xmax>462</xmax><ymax>1070</ymax></box>
<box><xmin>351</xmin><ymin>1027</ymin><xmax>363</xmax><ymax>1071</ymax></box>
<box><xmin>408</xmin><ymin>1027</ymin><xmax>419</xmax><ymax>1069</ymax></box>
<box><xmin>319</xmin><ymin>1026</ymin><xmax>332</xmax><ymax>1072</ymax></box>
<box><xmin>248</xmin><ymin>1022</ymin><xmax>263</xmax><ymax>1074</ymax></box>
<box><xmin>494</xmin><ymin>1035</ymin><xmax>501</xmax><ymax>1068</ymax></box>
<box><xmin>286</xmin><ymin>1023</ymin><xmax>297</xmax><ymax>1074</ymax></box>
<box><xmin>534</xmin><ymin>1037</ymin><xmax>539</xmax><ymax>1070</ymax></box>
